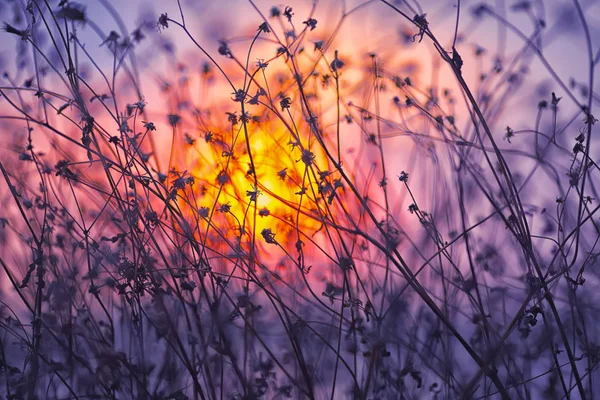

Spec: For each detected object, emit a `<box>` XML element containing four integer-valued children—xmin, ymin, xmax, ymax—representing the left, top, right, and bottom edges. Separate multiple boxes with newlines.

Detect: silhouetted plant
<box><xmin>0</xmin><ymin>1</ymin><xmax>599</xmax><ymax>399</ymax></box>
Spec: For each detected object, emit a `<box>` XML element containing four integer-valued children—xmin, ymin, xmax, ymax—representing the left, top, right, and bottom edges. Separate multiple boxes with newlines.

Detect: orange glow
<box><xmin>184</xmin><ymin>114</ymin><xmax>331</xmax><ymax>248</ymax></box>
<box><xmin>155</xmin><ymin>23</ymin><xmax>426</xmax><ymax>257</ymax></box>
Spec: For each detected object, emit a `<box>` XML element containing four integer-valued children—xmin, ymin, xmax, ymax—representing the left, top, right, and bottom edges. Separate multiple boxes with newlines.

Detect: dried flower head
<box><xmin>303</xmin><ymin>18</ymin><xmax>317</xmax><ymax>31</ymax></box>
<box><xmin>261</xmin><ymin>228</ymin><xmax>277</xmax><ymax>244</ymax></box>
<box><xmin>330</xmin><ymin>50</ymin><xmax>345</xmax><ymax>72</ymax></box>
<box><xmin>157</xmin><ymin>13</ymin><xmax>169</xmax><ymax>31</ymax></box>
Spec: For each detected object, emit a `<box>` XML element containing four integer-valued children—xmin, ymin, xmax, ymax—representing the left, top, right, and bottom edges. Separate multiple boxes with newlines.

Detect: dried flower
<box><xmin>218</xmin><ymin>41</ymin><xmax>232</xmax><ymax>57</ymax></box>
<box><xmin>131</xmin><ymin>27</ymin><xmax>145</xmax><ymax>43</ymax></box>
<box><xmin>157</xmin><ymin>13</ymin><xmax>169</xmax><ymax>31</ymax></box>
<box><xmin>398</xmin><ymin>171</ymin><xmax>409</xmax><ymax>183</ymax></box>
<box><xmin>226</xmin><ymin>112</ymin><xmax>238</xmax><ymax>125</ymax></box>
<box><xmin>261</xmin><ymin>228</ymin><xmax>277</xmax><ymax>244</ymax></box>
<box><xmin>101</xmin><ymin>31</ymin><xmax>120</xmax><ymax>47</ymax></box>
<box><xmin>246</xmin><ymin>187</ymin><xmax>260</xmax><ymax>202</ymax></box>
<box><xmin>583</xmin><ymin>112</ymin><xmax>598</xmax><ymax>125</ymax></box>
<box><xmin>300</xmin><ymin>149</ymin><xmax>315</xmax><ymax>166</ymax></box>
<box><xmin>280</xmin><ymin>94</ymin><xmax>292</xmax><ymax>110</ymax></box>
<box><xmin>198</xmin><ymin>207</ymin><xmax>210</xmax><ymax>219</ymax></box>
<box><xmin>248</xmin><ymin>88</ymin><xmax>265</xmax><ymax>105</ymax></box>
<box><xmin>283</xmin><ymin>6</ymin><xmax>294</xmax><ymax>23</ymax></box>
<box><xmin>258</xmin><ymin>22</ymin><xmax>270</xmax><ymax>33</ymax></box>
<box><xmin>184</xmin><ymin>133</ymin><xmax>195</xmax><ymax>145</ymax></box>
<box><xmin>55</xmin><ymin>4</ymin><xmax>86</xmax><ymax>22</ymax></box>
<box><xmin>256</xmin><ymin>59</ymin><xmax>269</xmax><ymax>69</ymax></box>
<box><xmin>277</xmin><ymin>168</ymin><xmax>288</xmax><ymax>181</ymax></box>
<box><xmin>412</xmin><ymin>13</ymin><xmax>429</xmax><ymax>42</ymax></box>
<box><xmin>232</xmin><ymin>89</ymin><xmax>246</xmax><ymax>103</ymax></box>
<box><xmin>303</xmin><ymin>18</ymin><xmax>317</xmax><ymax>31</ymax></box>
<box><xmin>504</xmin><ymin>126</ymin><xmax>514</xmax><ymax>143</ymax></box>
<box><xmin>270</xmin><ymin>6</ymin><xmax>281</xmax><ymax>17</ymax></box>
<box><xmin>330</xmin><ymin>50</ymin><xmax>345</xmax><ymax>72</ymax></box>
<box><xmin>168</xmin><ymin>114</ymin><xmax>181</xmax><ymax>127</ymax></box>
<box><xmin>2</xmin><ymin>23</ymin><xmax>30</xmax><ymax>41</ymax></box>
<box><xmin>143</xmin><ymin>121</ymin><xmax>156</xmax><ymax>131</ymax></box>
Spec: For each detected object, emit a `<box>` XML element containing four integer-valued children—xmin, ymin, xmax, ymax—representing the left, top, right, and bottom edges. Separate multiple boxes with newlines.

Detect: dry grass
<box><xmin>0</xmin><ymin>1</ymin><xmax>599</xmax><ymax>399</ymax></box>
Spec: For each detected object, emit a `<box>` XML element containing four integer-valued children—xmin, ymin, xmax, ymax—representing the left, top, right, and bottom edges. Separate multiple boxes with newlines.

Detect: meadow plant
<box><xmin>0</xmin><ymin>0</ymin><xmax>599</xmax><ymax>399</ymax></box>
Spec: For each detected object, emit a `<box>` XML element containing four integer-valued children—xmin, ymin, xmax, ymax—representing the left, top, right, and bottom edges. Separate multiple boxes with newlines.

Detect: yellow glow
<box><xmin>185</xmin><ymin>118</ymin><xmax>330</xmax><ymax>248</ymax></box>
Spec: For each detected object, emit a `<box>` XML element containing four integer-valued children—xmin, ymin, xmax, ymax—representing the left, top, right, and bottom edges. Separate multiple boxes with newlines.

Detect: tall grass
<box><xmin>0</xmin><ymin>0</ymin><xmax>599</xmax><ymax>399</ymax></box>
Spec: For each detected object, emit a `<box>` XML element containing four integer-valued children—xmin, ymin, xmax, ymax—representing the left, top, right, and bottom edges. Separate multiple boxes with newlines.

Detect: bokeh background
<box><xmin>0</xmin><ymin>0</ymin><xmax>599</xmax><ymax>399</ymax></box>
